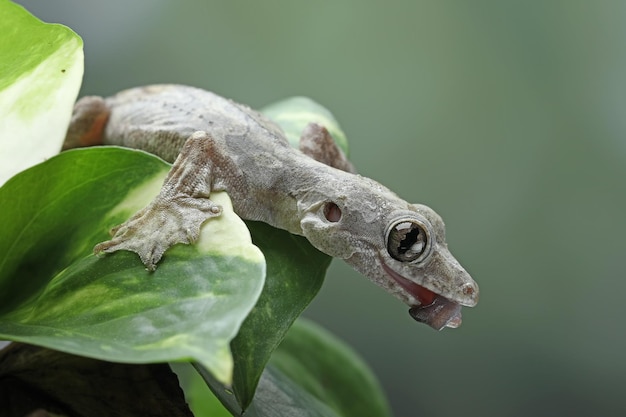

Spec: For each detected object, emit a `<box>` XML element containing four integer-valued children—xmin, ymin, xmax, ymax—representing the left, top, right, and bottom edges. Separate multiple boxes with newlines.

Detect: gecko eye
<box><xmin>323</xmin><ymin>202</ymin><xmax>342</xmax><ymax>222</ymax></box>
<box><xmin>387</xmin><ymin>220</ymin><xmax>429</xmax><ymax>262</ymax></box>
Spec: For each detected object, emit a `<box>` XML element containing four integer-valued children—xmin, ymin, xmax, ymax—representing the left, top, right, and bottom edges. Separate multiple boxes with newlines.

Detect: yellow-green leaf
<box><xmin>0</xmin><ymin>0</ymin><xmax>83</xmax><ymax>185</ymax></box>
<box><xmin>0</xmin><ymin>148</ymin><xmax>265</xmax><ymax>385</ymax></box>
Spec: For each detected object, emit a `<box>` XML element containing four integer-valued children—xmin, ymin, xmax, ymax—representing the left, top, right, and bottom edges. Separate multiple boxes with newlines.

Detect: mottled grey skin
<box><xmin>64</xmin><ymin>84</ymin><xmax>479</xmax><ymax>330</ymax></box>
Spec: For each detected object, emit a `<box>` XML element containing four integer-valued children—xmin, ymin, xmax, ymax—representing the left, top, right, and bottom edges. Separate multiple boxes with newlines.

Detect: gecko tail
<box><xmin>63</xmin><ymin>95</ymin><xmax>110</xmax><ymax>150</ymax></box>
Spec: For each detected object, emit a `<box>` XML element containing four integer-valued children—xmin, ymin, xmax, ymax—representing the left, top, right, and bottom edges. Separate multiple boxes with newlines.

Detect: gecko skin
<box><xmin>63</xmin><ymin>84</ymin><xmax>479</xmax><ymax>330</ymax></box>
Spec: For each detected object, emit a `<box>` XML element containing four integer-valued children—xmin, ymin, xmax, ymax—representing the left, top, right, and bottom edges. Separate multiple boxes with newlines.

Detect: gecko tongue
<box><xmin>409</xmin><ymin>297</ymin><xmax>463</xmax><ymax>331</ymax></box>
<box><xmin>381</xmin><ymin>260</ymin><xmax>463</xmax><ymax>330</ymax></box>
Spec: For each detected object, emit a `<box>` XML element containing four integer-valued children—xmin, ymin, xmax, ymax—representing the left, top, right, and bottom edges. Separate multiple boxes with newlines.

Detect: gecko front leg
<box><xmin>94</xmin><ymin>131</ymin><xmax>224</xmax><ymax>270</ymax></box>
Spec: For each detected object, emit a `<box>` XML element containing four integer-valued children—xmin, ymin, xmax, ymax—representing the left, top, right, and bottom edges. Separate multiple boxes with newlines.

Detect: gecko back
<box><xmin>63</xmin><ymin>84</ymin><xmax>288</xmax><ymax>163</ymax></box>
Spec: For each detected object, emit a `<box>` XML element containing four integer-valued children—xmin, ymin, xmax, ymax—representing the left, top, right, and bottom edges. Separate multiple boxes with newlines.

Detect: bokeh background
<box><xmin>15</xmin><ymin>1</ymin><xmax>626</xmax><ymax>416</ymax></box>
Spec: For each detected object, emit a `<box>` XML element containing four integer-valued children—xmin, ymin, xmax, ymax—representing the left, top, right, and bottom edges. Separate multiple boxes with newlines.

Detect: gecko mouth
<box><xmin>381</xmin><ymin>261</ymin><xmax>462</xmax><ymax>331</ymax></box>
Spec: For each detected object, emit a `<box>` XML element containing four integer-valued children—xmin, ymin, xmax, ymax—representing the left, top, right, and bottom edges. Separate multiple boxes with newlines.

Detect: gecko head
<box><xmin>376</xmin><ymin>203</ymin><xmax>479</xmax><ymax>330</ymax></box>
<box><xmin>299</xmin><ymin>192</ymin><xmax>478</xmax><ymax>330</ymax></box>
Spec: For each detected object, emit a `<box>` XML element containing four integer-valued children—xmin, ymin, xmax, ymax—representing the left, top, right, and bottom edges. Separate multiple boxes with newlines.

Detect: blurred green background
<box><xmin>15</xmin><ymin>1</ymin><xmax>626</xmax><ymax>416</ymax></box>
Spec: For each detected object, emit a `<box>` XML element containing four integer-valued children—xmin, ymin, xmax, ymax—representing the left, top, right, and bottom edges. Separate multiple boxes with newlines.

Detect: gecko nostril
<box><xmin>462</xmin><ymin>283</ymin><xmax>475</xmax><ymax>296</ymax></box>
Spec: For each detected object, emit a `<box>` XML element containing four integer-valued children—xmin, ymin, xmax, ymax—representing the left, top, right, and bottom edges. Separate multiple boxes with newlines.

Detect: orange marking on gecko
<box><xmin>79</xmin><ymin>112</ymin><xmax>109</xmax><ymax>146</ymax></box>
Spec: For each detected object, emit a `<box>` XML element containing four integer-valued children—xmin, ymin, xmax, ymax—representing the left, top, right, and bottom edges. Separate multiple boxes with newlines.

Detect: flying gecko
<box><xmin>63</xmin><ymin>84</ymin><xmax>479</xmax><ymax>330</ymax></box>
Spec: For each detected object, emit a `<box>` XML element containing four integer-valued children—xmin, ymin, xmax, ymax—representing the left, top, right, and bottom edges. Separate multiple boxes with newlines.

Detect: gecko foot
<box><xmin>94</xmin><ymin>196</ymin><xmax>222</xmax><ymax>271</ymax></box>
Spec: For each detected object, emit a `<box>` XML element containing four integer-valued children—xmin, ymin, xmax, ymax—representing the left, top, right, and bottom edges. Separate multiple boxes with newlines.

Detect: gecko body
<box><xmin>64</xmin><ymin>84</ymin><xmax>478</xmax><ymax>330</ymax></box>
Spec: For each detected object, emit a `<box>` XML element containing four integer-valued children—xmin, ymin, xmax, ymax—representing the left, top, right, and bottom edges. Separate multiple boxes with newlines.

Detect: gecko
<box><xmin>63</xmin><ymin>84</ymin><xmax>479</xmax><ymax>331</ymax></box>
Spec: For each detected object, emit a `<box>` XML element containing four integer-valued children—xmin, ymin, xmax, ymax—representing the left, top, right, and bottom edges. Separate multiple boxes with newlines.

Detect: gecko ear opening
<box><xmin>323</xmin><ymin>202</ymin><xmax>341</xmax><ymax>222</ymax></box>
<box><xmin>299</xmin><ymin>206</ymin><xmax>354</xmax><ymax>259</ymax></box>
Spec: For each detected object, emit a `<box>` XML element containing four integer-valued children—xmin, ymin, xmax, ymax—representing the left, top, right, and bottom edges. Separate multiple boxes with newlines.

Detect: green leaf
<box><xmin>0</xmin><ymin>148</ymin><xmax>169</xmax><ymax>308</ymax></box>
<box><xmin>0</xmin><ymin>148</ymin><xmax>265</xmax><ymax>385</ymax></box>
<box><xmin>240</xmin><ymin>366</ymin><xmax>342</xmax><ymax>417</ymax></box>
<box><xmin>270</xmin><ymin>319</ymin><xmax>393</xmax><ymax>417</ymax></box>
<box><xmin>228</xmin><ymin>222</ymin><xmax>331</xmax><ymax>408</ymax></box>
<box><xmin>190</xmin><ymin>319</ymin><xmax>392</xmax><ymax>417</ymax></box>
<box><xmin>0</xmin><ymin>0</ymin><xmax>83</xmax><ymax>185</ymax></box>
<box><xmin>171</xmin><ymin>363</ymin><xmax>232</xmax><ymax>417</ymax></box>
<box><xmin>261</xmin><ymin>96</ymin><xmax>349</xmax><ymax>155</ymax></box>
<box><xmin>193</xmin><ymin>363</ymin><xmax>341</xmax><ymax>417</ymax></box>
